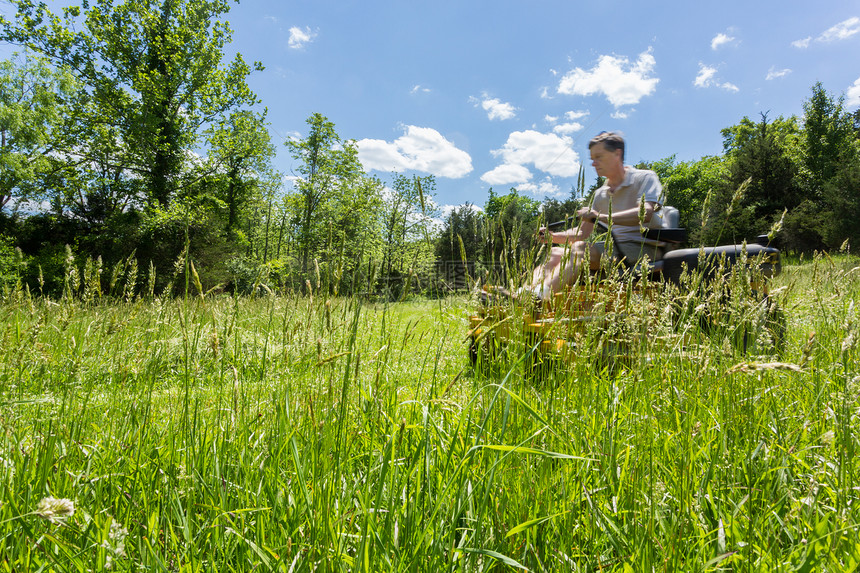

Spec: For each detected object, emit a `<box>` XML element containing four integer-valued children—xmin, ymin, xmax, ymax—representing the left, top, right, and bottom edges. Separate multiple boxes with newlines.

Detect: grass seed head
<box><xmin>35</xmin><ymin>497</ymin><xmax>75</xmax><ymax>523</ymax></box>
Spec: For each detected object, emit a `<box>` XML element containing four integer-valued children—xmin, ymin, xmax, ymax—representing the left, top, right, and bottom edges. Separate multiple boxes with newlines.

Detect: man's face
<box><xmin>589</xmin><ymin>143</ymin><xmax>623</xmax><ymax>177</ymax></box>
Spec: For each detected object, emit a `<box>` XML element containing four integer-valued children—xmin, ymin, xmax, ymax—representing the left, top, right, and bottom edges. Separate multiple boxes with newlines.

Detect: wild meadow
<box><xmin>1</xmin><ymin>251</ymin><xmax>859</xmax><ymax>572</ymax></box>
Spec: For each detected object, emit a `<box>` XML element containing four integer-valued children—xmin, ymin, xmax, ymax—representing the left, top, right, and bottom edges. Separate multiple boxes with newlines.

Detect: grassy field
<box><xmin>1</xmin><ymin>253</ymin><xmax>859</xmax><ymax>571</ymax></box>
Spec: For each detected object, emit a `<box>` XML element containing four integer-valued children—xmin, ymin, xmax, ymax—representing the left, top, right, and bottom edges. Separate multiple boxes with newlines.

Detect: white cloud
<box><xmin>491</xmin><ymin>130</ymin><xmax>581</xmax><ymax>178</ymax></box>
<box><xmin>847</xmin><ymin>77</ymin><xmax>860</xmax><ymax>109</ymax></box>
<box><xmin>694</xmin><ymin>63</ymin><xmax>739</xmax><ymax>92</ymax></box>
<box><xmin>694</xmin><ymin>64</ymin><xmax>717</xmax><ymax>87</ymax></box>
<box><xmin>817</xmin><ymin>17</ymin><xmax>860</xmax><ymax>42</ymax></box>
<box><xmin>481</xmin><ymin>163</ymin><xmax>533</xmax><ymax>186</ymax></box>
<box><xmin>553</xmin><ymin>122</ymin><xmax>585</xmax><ymax>135</ymax></box>
<box><xmin>540</xmin><ymin>86</ymin><xmax>553</xmax><ymax>99</ymax></box>
<box><xmin>794</xmin><ymin>18</ymin><xmax>860</xmax><ymax>48</ymax></box>
<box><xmin>356</xmin><ymin>126</ymin><xmax>473</xmax><ymax>178</ymax></box>
<box><xmin>611</xmin><ymin>110</ymin><xmax>629</xmax><ymax>120</ymax></box>
<box><xmin>518</xmin><ymin>178</ymin><xmax>562</xmax><ymax>198</ymax></box>
<box><xmin>766</xmin><ymin>67</ymin><xmax>792</xmax><ymax>80</ymax></box>
<box><xmin>565</xmin><ymin>110</ymin><xmax>589</xmax><ymax>121</ymax></box>
<box><xmin>557</xmin><ymin>49</ymin><xmax>659</xmax><ymax>107</ymax></box>
<box><xmin>792</xmin><ymin>36</ymin><xmax>812</xmax><ymax>49</ymax></box>
<box><xmin>288</xmin><ymin>26</ymin><xmax>318</xmax><ymax>49</ymax></box>
<box><xmin>410</xmin><ymin>85</ymin><xmax>431</xmax><ymax>95</ymax></box>
<box><xmin>440</xmin><ymin>203</ymin><xmax>483</xmax><ymax>219</ymax></box>
<box><xmin>471</xmin><ymin>94</ymin><xmax>517</xmax><ymax>121</ymax></box>
<box><xmin>711</xmin><ymin>33</ymin><xmax>736</xmax><ymax>50</ymax></box>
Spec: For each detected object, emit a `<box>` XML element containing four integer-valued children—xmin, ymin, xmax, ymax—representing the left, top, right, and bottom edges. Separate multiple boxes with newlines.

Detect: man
<box><xmin>528</xmin><ymin>131</ymin><xmax>664</xmax><ymax>298</ymax></box>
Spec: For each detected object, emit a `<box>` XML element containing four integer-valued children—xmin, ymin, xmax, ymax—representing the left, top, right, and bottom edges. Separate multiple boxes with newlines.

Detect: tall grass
<box><xmin>0</xmin><ymin>251</ymin><xmax>858</xmax><ymax>571</ymax></box>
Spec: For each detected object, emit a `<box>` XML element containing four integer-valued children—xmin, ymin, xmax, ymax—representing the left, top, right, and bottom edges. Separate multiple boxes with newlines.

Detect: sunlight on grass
<box><xmin>0</xmin><ymin>253</ymin><xmax>858</xmax><ymax>571</ymax></box>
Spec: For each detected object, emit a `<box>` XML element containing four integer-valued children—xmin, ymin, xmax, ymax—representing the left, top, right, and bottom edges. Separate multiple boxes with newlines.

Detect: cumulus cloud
<box><xmin>357</xmin><ymin>126</ymin><xmax>473</xmax><ymax>178</ymax></box>
<box><xmin>519</xmin><ymin>179</ymin><xmax>562</xmax><ymax>197</ymax></box>
<box><xmin>481</xmin><ymin>163</ymin><xmax>534</xmax><ymax>186</ymax></box>
<box><xmin>495</xmin><ymin>131</ymin><xmax>580</xmax><ymax>177</ymax></box>
<box><xmin>471</xmin><ymin>94</ymin><xmax>517</xmax><ymax>120</ymax></box>
<box><xmin>410</xmin><ymin>85</ymin><xmax>431</xmax><ymax>95</ymax></box>
<box><xmin>847</xmin><ymin>77</ymin><xmax>860</xmax><ymax>109</ymax></box>
<box><xmin>766</xmin><ymin>67</ymin><xmax>792</xmax><ymax>80</ymax></box>
<box><xmin>711</xmin><ymin>33</ymin><xmax>736</xmax><ymax>50</ymax></box>
<box><xmin>817</xmin><ymin>17</ymin><xmax>860</xmax><ymax>42</ymax></box>
<box><xmin>482</xmin><ymin>130</ymin><xmax>581</xmax><ymax>188</ymax></box>
<box><xmin>694</xmin><ymin>64</ymin><xmax>739</xmax><ymax>92</ymax></box>
<box><xmin>557</xmin><ymin>49</ymin><xmax>659</xmax><ymax>107</ymax></box>
<box><xmin>288</xmin><ymin>26</ymin><xmax>318</xmax><ymax>49</ymax></box>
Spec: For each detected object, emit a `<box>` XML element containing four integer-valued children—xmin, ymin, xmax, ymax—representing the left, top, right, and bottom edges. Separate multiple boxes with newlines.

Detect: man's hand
<box><xmin>537</xmin><ymin>226</ymin><xmax>552</xmax><ymax>244</ymax></box>
<box><xmin>577</xmin><ymin>207</ymin><xmax>598</xmax><ymax>223</ymax></box>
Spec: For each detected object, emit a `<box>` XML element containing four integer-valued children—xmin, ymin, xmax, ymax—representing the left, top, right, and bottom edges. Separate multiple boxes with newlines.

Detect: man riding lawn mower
<box><xmin>467</xmin><ymin>132</ymin><xmax>784</xmax><ymax>371</ymax></box>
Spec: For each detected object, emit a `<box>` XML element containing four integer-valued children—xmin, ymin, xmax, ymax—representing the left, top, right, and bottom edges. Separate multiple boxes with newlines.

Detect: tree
<box><xmin>791</xmin><ymin>83</ymin><xmax>860</xmax><ymax>251</ymax></box>
<box><xmin>802</xmin><ymin>82</ymin><xmax>856</xmax><ymax>194</ymax></box>
<box><xmin>381</xmin><ymin>174</ymin><xmax>437</xmax><ymax>278</ymax></box>
<box><xmin>284</xmin><ymin>113</ymin><xmax>374</xmax><ymax>285</ymax></box>
<box><xmin>482</xmin><ymin>188</ymin><xmax>540</xmax><ymax>277</ymax></box>
<box><xmin>1</xmin><ymin>0</ymin><xmax>262</xmax><ymax>209</ymax></box>
<box><xmin>0</xmin><ymin>53</ymin><xmax>79</xmax><ymax>214</ymax></box>
<box><xmin>435</xmin><ymin>202</ymin><xmax>485</xmax><ymax>264</ymax></box>
<box><xmin>204</xmin><ymin>109</ymin><xmax>277</xmax><ymax>235</ymax></box>
<box><xmin>540</xmin><ymin>177</ymin><xmax>586</xmax><ymax>231</ymax></box>
<box><xmin>720</xmin><ymin>113</ymin><xmax>802</xmax><ymax>232</ymax></box>
<box><xmin>641</xmin><ymin>154</ymin><xmax>734</xmax><ymax>244</ymax></box>
<box><xmin>285</xmin><ymin>113</ymin><xmax>362</xmax><ymax>275</ymax></box>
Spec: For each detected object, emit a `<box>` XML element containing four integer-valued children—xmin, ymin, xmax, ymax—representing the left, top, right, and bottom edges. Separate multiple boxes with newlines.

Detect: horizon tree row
<box><xmin>1</xmin><ymin>2</ymin><xmax>859</xmax><ymax>296</ymax></box>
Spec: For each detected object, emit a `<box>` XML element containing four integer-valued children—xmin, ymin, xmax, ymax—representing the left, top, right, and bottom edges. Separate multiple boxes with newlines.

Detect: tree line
<box><xmin>1</xmin><ymin>0</ymin><xmax>859</xmax><ymax>298</ymax></box>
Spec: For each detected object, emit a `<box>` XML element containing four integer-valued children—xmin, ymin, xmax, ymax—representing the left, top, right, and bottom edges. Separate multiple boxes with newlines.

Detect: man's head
<box><xmin>588</xmin><ymin>131</ymin><xmax>625</xmax><ymax>179</ymax></box>
<box><xmin>588</xmin><ymin>131</ymin><xmax>625</xmax><ymax>161</ymax></box>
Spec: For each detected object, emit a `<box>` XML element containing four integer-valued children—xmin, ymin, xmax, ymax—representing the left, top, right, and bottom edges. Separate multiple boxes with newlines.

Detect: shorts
<box><xmin>594</xmin><ymin>240</ymin><xmax>662</xmax><ymax>265</ymax></box>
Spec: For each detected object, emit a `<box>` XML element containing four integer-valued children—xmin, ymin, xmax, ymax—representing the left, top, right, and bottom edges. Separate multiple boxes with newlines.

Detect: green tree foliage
<box><xmin>204</xmin><ymin>109</ymin><xmax>277</xmax><ymax>235</ymax></box>
<box><xmin>638</xmin><ymin>155</ymin><xmax>729</xmax><ymax>244</ymax></box>
<box><xmin>540</xmin><ymin>184</ymin><xmax>585</xmax><ymax>231</ymax></box>
<box><xmin>285</xmin><ymin>113</ymin><xmax>363</xmax><ymax>275</ymax></box>
<box><xmin>482</xmin><ymin>188</ymin><xmax>540</xmax><ymax>277</ymax></box>
<box><xmin>1</xmin><ymin>0</ymin><xmax>262</xmax><ymax>209</ymax></box>
<box><xmin>721</xmin><ymin>113</ymin><xmax>802</xmax><ymax>224</ymax></box>
<box><xmin>0</xmin><ymin>53</ymin><xmax>78</xmax><ymax>214</ymax></box>
<box><xmin>380</xmin><ymin>174</ymin><xmax>437</xmax><ymax>283</ymax></box>
<box><xmin>795</xmin><ymin>83</ymin><xmax>860</xmax><ymax>251</ymax></box>
<box><xmin>436</xmin><ymin>203</ymin><xmax>485</xmax><ymax>265</ymax></box>
<box><xmin>284</xmin><ymin>113</ymin><xmax>385</xmax><ymax>293</ymax></box>
<box><xmin>802</xmin><ymin>82</ymin><xmax>856</xmax><ymax>193</ymax></box>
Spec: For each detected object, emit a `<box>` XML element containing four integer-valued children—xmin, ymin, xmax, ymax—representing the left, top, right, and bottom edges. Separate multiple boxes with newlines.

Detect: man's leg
<box><xmin>531</xmin><ymin>245</ymin><xmax>567</xmax><ymax>286</ymax></box>
<box><xmin>614</xmin><ymin>241</ymin><xmax>662</xmax><ymax>268</ymax></box>
<box><xmin>532</xmin><ymin>241</ymin><xmax>602</xmax><ymax>296</ymax></box>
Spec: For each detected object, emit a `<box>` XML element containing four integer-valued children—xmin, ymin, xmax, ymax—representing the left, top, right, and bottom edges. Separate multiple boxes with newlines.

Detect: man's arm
<box><xmin>583</xmin><ymin>202</ymin><xmax>659</xmax><ymax>227</ymax></box>
<box><xmin>538</xmin><ymin>208</ymin><xmax>597</xmax><ymax>245</ymax></box>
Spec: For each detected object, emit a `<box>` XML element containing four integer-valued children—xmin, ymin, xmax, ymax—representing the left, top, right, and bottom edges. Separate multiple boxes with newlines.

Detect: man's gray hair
<box><xmin>588</xmin><ymin>131</ymin><xmax>625</xmax><ymax>161</ymax></box>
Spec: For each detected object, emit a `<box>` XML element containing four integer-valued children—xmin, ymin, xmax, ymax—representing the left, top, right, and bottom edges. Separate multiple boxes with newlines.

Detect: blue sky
<box><xmin>3</xmin><ymin>0</ymin><xmax>860</xmax><ymax>212</ymax></box>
